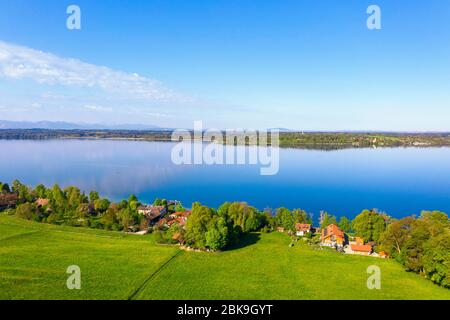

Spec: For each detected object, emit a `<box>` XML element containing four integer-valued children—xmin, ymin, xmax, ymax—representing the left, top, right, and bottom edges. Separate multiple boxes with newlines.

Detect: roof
<box><xmin>138</xmin><ymin>205</ymin><xmax>165</xmax><ymax>220</ymax></box>
<box><xmin>295</xmin><ymin>223</ymin><xmax>311</xmax><ymax>231</ymax></box>
<box><xmin>0</xmin><ymin>193</ymin><xmax>19</xmax><ymax>206</ymax></box>
<box><xmin>322</xmin><ymin>224</ymin><xmax>344</xmax><ymax>239</ymax></box>
<box><xmin>170</xmin><ymin>210</ymin><xmax>192</xmax><ymax>218</ymax></box>
<box><xmin>36</xmin><ymin>198</ymin><xmax>50</xmax><ymax>206</ymax></box>
<box><xmin>350</xmin><ymin>244</ymin><xmax>372</xmax><ymax>253</ymax></box>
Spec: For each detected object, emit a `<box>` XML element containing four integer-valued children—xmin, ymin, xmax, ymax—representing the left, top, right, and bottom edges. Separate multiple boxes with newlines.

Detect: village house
<box><xmin>345</xmin><ymin>244</ymin><xmax>373</xmax><ymax>256</ymax></box>
<box><xmin>321</xmin><ymin>224</ymin><xmax>345</xmax><ymax>249</ymax></box>
<box><xmin>137</xmin><ymin>205</ymin><xmax>166</xmax><ymax>224</ymax></box>
<box><xmin>157</xmin><ymin>210</ymin><xmax>192</xmax><ymax>228</ymax></box>
<box><xmin>349</xmin><ymin>236</ymin><xmax>364</xmax><ymax>246</ymax></box>
<box><xmin>35</xmin><ymin>198</ymin><xmax>50</xmax><ymax>207</ymax></box>
<box><xmin>0</xmin><ymin>193</ymin><xmax>19</xmax><ymax>209</ymax></box>
<box><xmin>295</xmin><ymin>223</ymin><xmax>311</xmax><ymax>236</ymax></box>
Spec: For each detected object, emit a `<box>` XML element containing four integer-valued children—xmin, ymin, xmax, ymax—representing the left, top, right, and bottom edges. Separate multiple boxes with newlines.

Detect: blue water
<box><xmin>1</xmin><ymin>139</ymin><xmax>449</xmax><ymax>220</ymax></box>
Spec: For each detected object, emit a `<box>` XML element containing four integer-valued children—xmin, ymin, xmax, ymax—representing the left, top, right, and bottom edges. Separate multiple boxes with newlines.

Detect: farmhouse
<box><xmin>0</xmin><ymin>193</ymin><xmax>19</xmax><ymax>209</ymax></box>
<box><xmin>157</xmin><ymin>210</ymin><xmax>192</xmax><ymax>228</ymax></box>
<box><xmin>138</xmin><ymin>205</ymin><xmax>166</xmax><ymax>223</ymax></box>
<box><xmin>321</xmin><ymin>224</ymin><xmax>345</xmax><ymax>249</ymax></box>
<box><xmin>345</xmin><ymin>244</ymin><xmax>373</xmax><ymax>256</ymax></box>
<box><xmin>169</xmin><ymin>211</ymin><xmax>192</xmax><ymax>226</ymax></box>
<box><xmin>295</xmin><ymin>223</ymin><xmax>311</xmax><ymax>236</ymax></box>
<box><xmin>349</xmin><ymin>236</ymin><xmax>364</xmax><ymax>246</ymax></box>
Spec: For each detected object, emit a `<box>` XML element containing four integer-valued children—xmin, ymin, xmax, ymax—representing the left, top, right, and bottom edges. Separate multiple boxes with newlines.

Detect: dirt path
<box><xmin>127</xmin><ymin>249</ymin><xmax>184</xmax><ymax>300</ymax></box>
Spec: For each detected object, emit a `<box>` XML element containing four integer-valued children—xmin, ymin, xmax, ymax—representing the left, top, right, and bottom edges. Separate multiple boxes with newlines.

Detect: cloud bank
<box><xmin>0</xmin><ymin>41</ymin><xmax>188</xmax><ymax>102</ymax></box>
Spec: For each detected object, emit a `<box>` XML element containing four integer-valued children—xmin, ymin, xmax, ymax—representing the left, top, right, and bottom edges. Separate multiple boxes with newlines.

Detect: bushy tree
<box><xmin>12</xmin><ymin>180</ymin><xmax>32</xmax><ymax>203</ymax></box>
<box><xmin>205</xmin><ymin>217</ymin><xmax>229</xmax><ymax>250</ymax></box>
<box><xmin>276</xmin><ymin>208</ymin><xmax>295</xmax><ymax>231</ymax></box>
<box><xmin>184</xmin><ymin>204</ymin><xmax>215</xmax><ymax>248</ymax></box>
<box><xmin>15</xmin><ymin>203</ymin><xmax>40</xmax><ymax>221</ymax></box>
<box><xmin>225</xmin><ymin>202</ymin><xmax>262</xmax><ymax>232</ymax></box>
<box><xmin>1</xmin><ymin>182</ymin><xmax>11</xmax><ymax>193</ymax></box>
<box><xmin>351</xmin><ymin>209</ymin><xmax>386</xmax><ymax>242</ymax></box>
<box><xmin>320</xmin><ymin>211</ymin><xmax>337</xmax><ymax>229</ymax></box>
<box><xmin>338</xmin><ymin>216</ymin><xmax>352</xmax><ymax>233</ymax></box>
<box><xmin>94</xmin><ymin>198</ymin><xmax>110</xmax><ymax>213</ymax></box>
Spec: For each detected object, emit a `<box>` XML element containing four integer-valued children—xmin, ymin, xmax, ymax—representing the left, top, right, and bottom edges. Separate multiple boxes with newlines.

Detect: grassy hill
<box><xmin>1</xmin><ymin>214</ymin><xmax>449</xmax><ymax>300</ymax></box>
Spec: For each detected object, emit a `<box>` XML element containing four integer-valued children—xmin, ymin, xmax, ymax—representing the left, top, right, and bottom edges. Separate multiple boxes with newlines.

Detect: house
<box><xmin>345</xmin><ymin>244</ymin><xmax>373</xmax><ymax>256</ymax></box>
<box><xmin>35</xmin><ymin>198</ymin><xmax>50</xmax><ymax>207</ymax></box>
<box><xmin>277</xmin><ymin>227</ymin><xmax>285</xmax><ymax>233</ymax></box>
<box><xmin>321</xmin><ymin>224</ymin><xmax>345</xmax><ymax>249</ymax></box>
<box><xmin>378</xmin><ymin>251</ymin><xmax>388</xmax><ymax>259</ymax></box>
<box><xmin>169</xmin><ymin>211</ymin><xmax>192</xmax><ymax>226</ymax></box>
<box><xmin>137</xmin><ymin>205</ymin><xmax>166</xmax><ymax>223</ymax></box>
<box><xmin>0</xmin><ymin>193</ymin><xmax>19</xmax><ymax>209</ymax></box>
<box><xmin>295</xmin><ymin>223</ymin><xmax>311</xmax><ymax>236</ymax></box>
<box><xmin>349</xmin><ymin>236</ymin><xmax>364</xmax><ymax>246</ymax></box>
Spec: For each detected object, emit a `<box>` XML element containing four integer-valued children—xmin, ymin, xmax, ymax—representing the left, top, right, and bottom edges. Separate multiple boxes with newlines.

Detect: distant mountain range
<box><xmin>0</xmin><ymin>120</ymin><xmax>162</xmax><ymax>130</ymax></box>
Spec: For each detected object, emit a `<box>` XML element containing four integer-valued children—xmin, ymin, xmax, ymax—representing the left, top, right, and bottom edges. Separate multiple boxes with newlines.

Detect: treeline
<box><xmin>1</xmin><ymin>180</ymin><xmax>449</xmax><ymax>288</ymax></box>
<box><xmin>0</xmin><ymin>180</ymin><xmax>147</xmax><ymax>231</ymax></box>
<box><xmin>1</xmin><ymin>129</ymin><xmax>450</xmax><ymax>148</ymax></box>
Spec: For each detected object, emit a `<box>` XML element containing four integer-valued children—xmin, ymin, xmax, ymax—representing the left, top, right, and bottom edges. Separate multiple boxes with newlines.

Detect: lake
<box><xmin>1</xmin><ymin>139</ymin><xmax>449</xmax><ymax>220</ymax></box>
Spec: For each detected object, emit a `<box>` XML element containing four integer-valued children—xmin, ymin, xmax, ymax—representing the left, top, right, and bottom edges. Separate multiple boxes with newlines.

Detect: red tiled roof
<box><xmin>350</xmin><ymin>244</ymin><xmax>372</xmax><ymax>253</ymax></box>
<box><xmin>295</xmin><ymin>223</ymin><xmax>311</xmax><ymax>231</ymax></box>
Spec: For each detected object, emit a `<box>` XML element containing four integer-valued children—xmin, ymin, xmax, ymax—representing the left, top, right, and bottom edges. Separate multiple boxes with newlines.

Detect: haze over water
<box><xmin>1</xmin><ymin>139</ymin><xmax>450</xmax><ymax>220</ymax></box>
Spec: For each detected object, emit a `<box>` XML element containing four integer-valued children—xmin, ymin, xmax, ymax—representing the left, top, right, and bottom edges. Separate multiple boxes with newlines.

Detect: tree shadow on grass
<box><xmin>227</xmin><ymin>232</ymin><xmax>261</xmax><ymax>251</ymax></box>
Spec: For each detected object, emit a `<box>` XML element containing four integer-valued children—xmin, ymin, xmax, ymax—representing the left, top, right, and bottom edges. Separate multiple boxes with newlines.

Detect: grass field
<box><xmin>1</xmin><ymin>214</ymin><xmax>449</xmax><ymax>300</ymax></box>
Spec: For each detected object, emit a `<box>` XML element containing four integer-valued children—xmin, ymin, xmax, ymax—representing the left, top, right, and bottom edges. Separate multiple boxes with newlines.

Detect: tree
<box><xmin>89</xmin><ymin>191</ymin><xmax>100</xmax><ymax>203</ymax></box>
<box><xmin>184</xmin><ymin>204</ymin><xmax>215</xmax><ymax>248</ymax></box>
<box><xmin>226</xmin><ymin>202</ymin><xmax>262</xmax><ymax>233</ymax></box>
<box><xmin>101</xmin><ymin>204</ymin><xmax>120</xmax><ymax>230</ymax></box>
<box><xmin>12</xmin><ymin>180</ymin><xmax>32</xmax><ymax>203</ymax></box>
<box><xmin>293</xmin><ymin>209</ymin><xmax>312</xmax><ymax>224</ymax></box>
<box><xmin>15</xmin><ymin>203</ymin><xmax>40</xmax><ymax>221</ymax></box>
<box><xmin>205</xmin><ymin>217</ymin><xmax>229</xmax><ymax>250</ymax></box>
<box><xmin>94</xmin><ymin>198</ymin><xmax>110</xmax><ymax>213</ymax></box>
<box><xmin>175</xmin><ymin>202</ymin><xmax>185</xmax><ymax>212</ymax></box>
<box><xmin>76</xmin><ymin>203</ymin><xmax>91</xmax><ymax>219</ymax></box>
<box><xmin>423</xmin><ymin>231</ymin><xmax>450</xmax><ymax>288</ymax></box>
<box><xmin>379</xmin><ymin>217</ymin><xmax>414</xmax><ymax>260</ymax></box>
<box><xmin>351</xmin><ymin>209</ymin><xmax>386</xmax><ymax>243</ymax></box>
<box><xmin>320</xmin><ymin>212</ymin><xmax>337</xmax><ymax>229</ymax></box>
<box><xmin>1</xmin><ymin>182</ymin><xmax>11</xmax><ymax>193</ymax></box>
<box><xmin>338</xmin><ymin>216</ymin><xmax>352</xmax><ymax>233</ymax></box>
<box><xmin>276</xmin><ymin>208</ymin><xmax>295</xmax><ymax>231</ymax></box>
<box><xmin>34</xmin><ymin>184</ymin><xmax>47</xmax><ymax>199</ymax></box>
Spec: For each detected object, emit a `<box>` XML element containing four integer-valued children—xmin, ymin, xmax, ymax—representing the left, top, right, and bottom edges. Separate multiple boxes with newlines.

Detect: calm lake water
<box><xmin>1</xmin><ymin>139</ymin><xmax>450</xmax><ymax>220</ymax></box>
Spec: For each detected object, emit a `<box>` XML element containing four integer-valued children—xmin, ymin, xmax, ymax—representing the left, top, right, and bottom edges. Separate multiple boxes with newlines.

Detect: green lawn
<box><xmin>1</xmin><ymin>214</ymin><xmax>449</xmax><ymax>300</ymax></box>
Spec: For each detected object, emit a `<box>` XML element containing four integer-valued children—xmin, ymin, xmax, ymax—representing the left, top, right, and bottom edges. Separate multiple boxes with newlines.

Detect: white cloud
<box><xmin>84</xmin><ymin>104</ymin><xmax>113</xmax><ymax>112</ymax></box>
<box><xmin>0</xmin><ymin>40</ymin><xmax>189</xmax><ymax>102</ymax></box>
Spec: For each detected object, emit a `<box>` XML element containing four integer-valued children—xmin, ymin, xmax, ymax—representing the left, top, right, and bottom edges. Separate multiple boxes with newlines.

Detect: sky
<box><xmin>0</xmin><ymin>0</ymin><xmax>449</xmax><ymax>130</ymax></box>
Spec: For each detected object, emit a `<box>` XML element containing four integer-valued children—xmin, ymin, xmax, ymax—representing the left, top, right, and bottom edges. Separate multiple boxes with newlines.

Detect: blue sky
<box><xmin>0</xmin><ymin>0</ymin><xmax>449</xmax><ymax>130</ymax></box>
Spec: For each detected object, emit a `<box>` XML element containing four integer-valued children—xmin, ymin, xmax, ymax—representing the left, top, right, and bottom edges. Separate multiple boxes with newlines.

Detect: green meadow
<box><xmin>1</xmin><ymin>214</ymin><xmax>449</xmax><ymax>300</ymax></box>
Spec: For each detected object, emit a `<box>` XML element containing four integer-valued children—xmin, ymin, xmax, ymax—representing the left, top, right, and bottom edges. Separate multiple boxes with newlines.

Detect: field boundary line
<box><xmin>127</xmin><ymin>249</ymin><xmax>184</xmax><ymax>300</ymax></box>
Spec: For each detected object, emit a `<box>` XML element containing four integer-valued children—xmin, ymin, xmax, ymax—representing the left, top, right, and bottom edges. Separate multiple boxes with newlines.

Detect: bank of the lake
<box><xmin>1</xmin><ymin>139</ymin><xmax>450</xmax><ymax>220</ymax></box>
